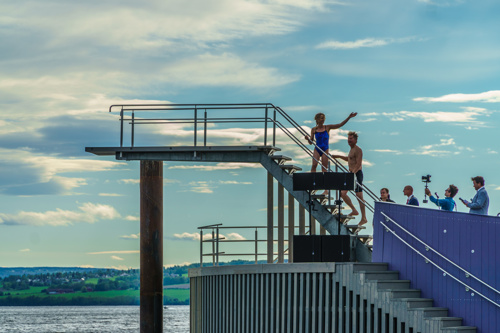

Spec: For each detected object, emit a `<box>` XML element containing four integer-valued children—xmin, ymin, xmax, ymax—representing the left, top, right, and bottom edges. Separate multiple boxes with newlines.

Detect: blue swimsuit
<box><xmin>314</xmin><ymin>130</ymin><xmax>329</xmax><ymax>156</ymax></box>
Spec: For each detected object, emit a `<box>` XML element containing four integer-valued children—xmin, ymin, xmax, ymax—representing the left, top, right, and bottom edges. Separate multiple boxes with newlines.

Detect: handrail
<box><xmin>381</xmin><ymin>212</ymin><xmax>500</xmax><ymax>298</ymax></box>
<box><xmin>379</xmin><ymin>220</ymin><xmax>500</xmax><ymax>309</ymax></box>
<box><xmin>110</xmin><ymin>103</ymin><xmax>379</xmax><ymax>212</ymax></box>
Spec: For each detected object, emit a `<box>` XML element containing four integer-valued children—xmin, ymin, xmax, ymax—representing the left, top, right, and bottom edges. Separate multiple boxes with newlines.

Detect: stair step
<box><xmin>377</xmin><ymin>280</ymin><xmax>411</xmax><ymax>290</ymax></box>
<box><xmin>280</xmin><ymin>165</ymin><xmax>302</xmax><ymax>175</ymax></box>
<box><xmin>441</xmin><ymin>327</ymin><xmax>476</xmax><ymax>333</ymax></box>
<box><xmin>388</xmin><ymin>289</ymin><xmax>421</xmax><ymax>298</ymax></box>
<box><xmin>344</xmin><ymin>224</ymin><xmax>365</xmax><ymax>229</ymax></box>
<box><xmin>392</xmin><ymin>297</ymin><xmax>434</xmax><ymax>309</ymax></box>
<box><xmin>410</xmin><ymin>307</ymin><xmax>448</xmax><ymax>317</ymax></box>
<box><xmin>352</xmin><ymin>263</ymin><xmax>388</xmax><ymax>272</ymax></box>
<box><xmin>360</xmin><ymin>271</ymin><xmax>399</xmax><ymax>280</ymax></box>
<box><xmin>427</xmin><ymin>317</ymin><xmax>462</xmax><ymax>327</ymax></box>
<box><xmin>270</xmin><ymin>155</ymin><xmax>292</xmax><ymax>165</ymax></box>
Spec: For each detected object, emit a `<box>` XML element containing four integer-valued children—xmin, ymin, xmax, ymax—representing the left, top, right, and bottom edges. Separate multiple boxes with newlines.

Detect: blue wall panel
<box><xmin>373</xmin><ymin>202</ymin><xmax>500</xmax><ymax>333</ymax></box>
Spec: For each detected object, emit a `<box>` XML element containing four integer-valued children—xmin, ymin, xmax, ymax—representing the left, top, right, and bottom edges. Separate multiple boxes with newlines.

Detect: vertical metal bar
<box><xmin>212</xmin><ymin>230</ymin><xmax>215</xmax><ymax>266</ymax></box>
<box><xmin>140</xmin><ymin>160</ymin><xmax>163</xmax><ymax>333</ymax></box>
<box><xmin>120</xmin><ymin>107</ymin><xmax>124</xmax><ymax>148</ymax></box>
<box><xmin>299</xmin><ymin>205</ymin><xmax>306</xmax><ymax>235</ymax></box>
<box><xmin>131</xmin><ymin>111</ymin><xmax>135</xmax><ymax>148</ymax></box>
<box><xmin>264</xmin><ymin>106</ymin><xmax>268</xmax><ymax>146</ymax></box>
<box><xmin>273</xmin><ymin>108</ymin><xmax>277</xmax><ymax>147</ymax></box>
<box><xmin>310</xmin><ymin>216</ymin><xmax>316</xmax><ymax>235</ymax></box>
<box><xmin>267</xmin><ymin>172</ymin><xmax>274</xmax><ymax>263</ymax></box>
<box><xmin>255</xmin><ymin>229</ymin><xmax>258</xmax><ymax>264</ymax></box>
<box><xmin>204</xmin><ymin>110</ymin><xmax>207</xmax><ymax>147</ymax></box>
<box><xmin>288</xmin><ymin>194</ymin><xmax>295</xmax><ymax>263</ymax></box>
<box><xmin>200</xmin><ymin>230</ymin><xmax>203</xmax><ymax>267</ymax></box>
<box><xmin>278</xmin><ymin>183</ymin><xmax>284</xmax><ymax>263</ymax></box>
<box><xmin>194</xmin><ymin>108</ymin><xmax>197</xmax><ymax>146</ymax></box>
<box><xmin>216</xmin><ymin>225</ymin><xmax>219</xmax><ymax>266</ymax></box>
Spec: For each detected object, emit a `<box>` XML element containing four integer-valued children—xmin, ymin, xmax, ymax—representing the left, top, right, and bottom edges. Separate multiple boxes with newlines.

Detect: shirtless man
<box><xmin>331</xmin><ymin>131</ymin><xmax>367</xmax><ymax>226</ymax></box>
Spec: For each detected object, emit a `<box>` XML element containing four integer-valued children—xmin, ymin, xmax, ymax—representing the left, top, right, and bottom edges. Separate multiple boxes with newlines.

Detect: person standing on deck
<box><xmin>404</xmin><ymin>186</ymin><xmax>419</xmax><ymax>206</ymax></box>
<box><xmin>461</xmin><ymin>176</ymin><xmax>489</xmax><ymax>215</ymax></box>
<box><xmin>304</xmin><ymin>112</ymin><xmax>357</xmax><ymax>173</ymax></box>
<box><xmin>330</xmin><ymin>131</ymin><xmax>368</xmax><ymax>227</ymax></box>
<box><xmin>425</xmin><ymin>185</ymin><xmax>458</xmax><ymax>211</ymax></box>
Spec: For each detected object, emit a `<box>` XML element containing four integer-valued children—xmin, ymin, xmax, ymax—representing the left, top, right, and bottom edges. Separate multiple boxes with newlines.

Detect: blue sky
<box><xmin>1</xmin><ymin>0</ymin><xmax>499</xmax><ymax>269</ymax></box>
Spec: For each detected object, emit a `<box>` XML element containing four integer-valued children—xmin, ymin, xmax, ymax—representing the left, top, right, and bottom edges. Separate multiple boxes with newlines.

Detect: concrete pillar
<box><xmin>278</xmin><ymin>183</ymin><xmax>284</xmax><ymax>263</ymax></box>
<box><xmin>140</xmin><ymin>160</ymin><xmax>163</xmax><ymax>333</ymax></box>
<box><xmin>267</xmin><ymin>172</ymin><xmax>274</xmax><ymax>263</ymax></box>
<box><xmin>288</xmin><ymin>193</ymin><xmax>295</xmax><ymax>263</ymax></box>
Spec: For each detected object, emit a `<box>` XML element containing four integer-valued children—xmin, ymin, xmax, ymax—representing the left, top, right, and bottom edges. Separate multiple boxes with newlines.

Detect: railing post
<box><xmin>212</xmin><ymin>229</ymin><xmax>215</xmax><ymax>266</ymax></box>
<box><xmin>272</xmin><ymin>108</ymin><xmax>276</xmax><ymax>147</ymax></box>
<box><xmin>216</xmin><ymin>225</ymin><xmax>219</xmax><ymax>266</ymax></box>
<box><xmin>200</xmin><ymin>230</ymin><xmax>203</xmax><ymax>267</ymax></box>
<box><xmin>131</xmin><ymin>111</ymin><xmax>135</xmax><ymax>148</ymax></box>
<box><xmin>194</xmin><ymin>107</ymin><xmax>197</xmax><ymax>147</ymax></box>
<box><xmin>255</xmin><ymin>228</ymin><xmax>258</xmax><ymax>264</ymax></box>
<box><xmin>204</xmin><ymin>110</ymin><xmax>207</xmax><ymax>147</ymax></box>
<box><xmin>120</xmin><ymin>107</ymin><xmax>124</xmax><ymax>148</ymax></box>
<box><xmin>264</xmin><ymin>107</ymin><xmax>268</xmax><ymax>146</ymax></box>
<box><xmin>299</xmin><ymin>205</ymin><xmax>305</xmax><ymax>235</ymax></box>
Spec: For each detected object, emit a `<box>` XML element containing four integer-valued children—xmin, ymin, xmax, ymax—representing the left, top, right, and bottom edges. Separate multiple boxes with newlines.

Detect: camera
<box><xmin>422</xmin><ymin>174</ymin><xmax>431</xmax><ymax>203</ymax></box>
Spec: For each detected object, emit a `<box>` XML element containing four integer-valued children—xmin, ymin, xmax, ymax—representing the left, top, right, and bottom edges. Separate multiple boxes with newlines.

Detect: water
<box><xmin>0</xmin><ymin>305</ymin><xmax>189</xmax><ymax>333</ymax></box>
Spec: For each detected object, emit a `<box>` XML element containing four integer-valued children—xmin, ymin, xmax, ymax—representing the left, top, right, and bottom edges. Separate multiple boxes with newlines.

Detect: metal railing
<box><xmin>380</xmin><ymin>212</ymin><xmax>500</xmax><ymax>308</ymax></box>
<box><xmin>109</xmin><ymin>103</ymin><xmax>379</xmax><ymax>213</ymax></box>
<box><xmin>198</xmin><ymin>223</ymin><xmax>301</xmax><ymax>267</ymax></box>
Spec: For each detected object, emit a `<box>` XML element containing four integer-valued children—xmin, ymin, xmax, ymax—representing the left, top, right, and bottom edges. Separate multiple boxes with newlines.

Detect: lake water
<box><xmin>0</xmin><ymin>305</ymin><xmax>189</xmax><ymax>332</ymax></box>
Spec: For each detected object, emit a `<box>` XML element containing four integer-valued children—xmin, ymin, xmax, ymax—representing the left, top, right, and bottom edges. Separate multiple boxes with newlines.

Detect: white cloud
<box><xmin>162</xmin><ymin>53</ymin><xmax>299</xmax><ymax>88</ymax></box>
<box><xmin>173</xmin><ymin>232</ymin><xmax>246</xmax><ymax>241</ymax></box>
<box><xmin>99</xmin><ymin>193</ymin><xmax>124</xmax><ymax>197</ymax></box>
<box><xmin>111</xmin><ymin>256</ymin><xmax>124</xmax><ymax>261</ymax></box>
<box><xmin>78</xmin><ymin>265</ymin><xmax>95</xmax><ymax>268</ymax></box>
<box><xmin>382</xmin><ymin>107</ymin><xmax>491</xmax><ymax>126</ymax></box>
<box><xmin>88</xmin><ymin>250</ymin><xmax>139</xmax><ymax>255</ymax></box>
<box><xmin>120</xmin><ymin>179</ymin><xmax>140</xmax><ymax>184</ymax></box>
<box><xmin>0</xmin><ymin>202</ymin><xmax>120</xmax><ymax>226</ymax></box>
<box><xmin>125</xmin><ymin>216</ymin><xmax>139</xmax><ymax>221</ymax></box>
<box><xmin>0</xmin><ymin>148</ymin><xmax>125</xmax><ymax>195</ymax></box>
<box><xmin>121</xmin><ymin>233</ymin><xmax>140</xmax><ymax>240</ymax></box>
<box><xmin>409</xmin><ymin>138</ymin><xmax>471</xmax><ymax>157</ymax></box>
<box><xmin>168</xmin><ymin>163</ymin><xmax>261</xmax><ymax>171</ymax></box>
<box><xmin>372</xmin><ymin>149</ymin><xmax>402</xmax><ymax>155</ymax></box>
<box><xmin>316</xmin><ymin>37</ymin><xmax>419</xmax><ymax>50</ymax></box>
<box><xmin>413</xmin><ymin>90</ymin><xmax>500</xmax><ymax>103</ymax></box>
<box><xmin>417</xmin><ymin>0</ymin><xmax>465</xmax><ymax>6</ymax></box>
<box><xmin>219</xmin><ymin>180</ymin><xmax>253</xmax><ymax>185</ymax></box>
<box><xmin>19</xmin><ymin>248</ymin><xmax>30</xmax><ymax>252</ymax></box>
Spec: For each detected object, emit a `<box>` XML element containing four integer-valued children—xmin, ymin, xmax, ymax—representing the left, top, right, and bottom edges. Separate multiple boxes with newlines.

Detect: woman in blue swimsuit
<box><xmin>305</xmin><ymin>112</ymin><xmax>357</xmax><ymax>173</ymax></box>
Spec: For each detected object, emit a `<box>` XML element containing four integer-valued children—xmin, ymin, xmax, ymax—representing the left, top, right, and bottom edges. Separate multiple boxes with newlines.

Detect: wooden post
<box><xmin>278</xmin><ymin>183</ymin><xmax>284</xmax><ymax>263</ymax></box>
<box><xmin>140</xmin><ymin>160</ymin><xmax>163</xmax><ymax>333</ymax></box>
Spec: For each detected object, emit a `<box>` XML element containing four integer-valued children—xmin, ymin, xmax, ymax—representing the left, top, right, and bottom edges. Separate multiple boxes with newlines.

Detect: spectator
<box><xmin>404</xmin><ymin>185</ymin><xmax>419</xmax><ymax>206</ymax></box>
<box><xmin>380</xmin><ymin>188</ymin><xmax>395</xmax><ymax>203</ymax></box>
<box><xmin>461</xmin><ymin>176</ymin><xmax>489</xmax><ymax>215</ymax></box>
<box><xmin>425</xmin><ymin>185</ymin><xmax>458</xmax><ymax>211</ymax></box>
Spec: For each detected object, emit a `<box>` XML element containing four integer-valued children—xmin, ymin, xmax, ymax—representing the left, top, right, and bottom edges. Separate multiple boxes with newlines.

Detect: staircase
<box><xmin>350</xmin><ymin>263</ymin><xmax>477</xmax><ymax>333</ymax></box>
<box><xmin>260</xmin><ymin>147</ymin><xmax>373</xmax><ymax>262</ymax></box>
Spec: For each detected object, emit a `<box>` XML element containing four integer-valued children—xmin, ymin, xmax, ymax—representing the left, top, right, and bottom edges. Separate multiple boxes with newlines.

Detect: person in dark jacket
<box><xmin>404</xmin><ymin>185</ymin><xmax>419</xmax><ymax>206</ymax></box>
<box><xmin>380</xmin><ymin>188</ymin><xmax>395</xmax><ymax>203</ymax></box>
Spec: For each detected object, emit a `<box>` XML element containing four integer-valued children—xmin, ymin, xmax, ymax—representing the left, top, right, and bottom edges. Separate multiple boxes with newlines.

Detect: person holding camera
<box><xmin>425</xmin><ymin>185</ymin><xmax>458</xmax><ymax>211</ymax></box>
<box><xmin>460</xmin><ymin>176</ymin><xmax>489</xmax><ymax>215</ymax></box>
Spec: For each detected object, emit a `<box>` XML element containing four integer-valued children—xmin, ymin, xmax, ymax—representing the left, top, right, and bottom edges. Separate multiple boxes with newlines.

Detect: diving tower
<box><xmin>86</xmin><ymin>103</ymin><xmax>497</xmax><ymax>332</ymax></box>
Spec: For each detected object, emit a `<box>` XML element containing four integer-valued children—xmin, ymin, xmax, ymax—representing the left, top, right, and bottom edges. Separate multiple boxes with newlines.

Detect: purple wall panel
<box><xmin>373</xmin><ymin>202</ymin><xmax>500</xmax><ymax>333</ymax></box>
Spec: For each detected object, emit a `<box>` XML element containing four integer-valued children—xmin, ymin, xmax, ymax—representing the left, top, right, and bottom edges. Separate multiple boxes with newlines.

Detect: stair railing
<box><xmin>380</xmin><ymin>212</ymin><xmax>500</xmax><ymax>309</ymax></box>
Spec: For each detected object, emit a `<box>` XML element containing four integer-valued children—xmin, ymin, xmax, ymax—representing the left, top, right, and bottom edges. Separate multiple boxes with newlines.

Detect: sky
<box><xmin>1</xmin><ymin>0</ymin><xmax>500</xmax><ymax>269</ymax></box>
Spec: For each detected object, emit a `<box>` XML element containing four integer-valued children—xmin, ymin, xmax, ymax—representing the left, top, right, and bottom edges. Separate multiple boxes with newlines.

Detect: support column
<box><xmin>278</xmin><ymin>183</ymin><xmax>284</xmax><ymax>263</ymax></box>
<box><xmin>310</xmin><ymin>215</ymin><xmax>316</xmax><ymax>235</ymax></box>
<box><xmin>299</xmin><ymin>205</ymin><xmax>306</xmax><ymax>235</ymax></box>
<box><xmin>320</xmin><ymin>225</ymin><xmax>326</xmax><ymax>235</ymax></box>
<box><xmin>288</xmin><ymin>194</ymin><xmax>295</xmax><ymax>263</ymax></box>
<box><xmin>267</xmin><ymin>172</ymin><xmax>274</xmax><ymax>263</ymax></box>
<box><xmin>140</xmin><ymin>160</ymin><xmax>163</xmax><ymax>333</ymax></box>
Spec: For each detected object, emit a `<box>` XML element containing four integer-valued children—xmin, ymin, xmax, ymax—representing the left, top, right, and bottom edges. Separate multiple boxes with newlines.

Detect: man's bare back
<box><xmin>348</xmin><ymin>145</ymin><xmax>363</xmax><ymax>173</ymax></box>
